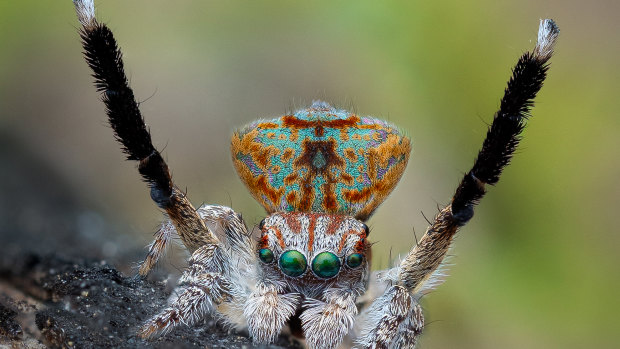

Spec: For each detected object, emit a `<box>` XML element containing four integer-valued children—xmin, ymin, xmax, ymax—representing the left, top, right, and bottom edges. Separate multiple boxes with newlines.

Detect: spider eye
<box><xmin>259</xmin><ymin>218</ymin><xmax>266</xmax><ymax>230</ymax></box>
<box><xmin>362</xmin><ymin>224</ymin><xmax>370</xmax><ymax>236</ymax></box>
<box><xmin>346</xmin><ymin>253</ymin><xmax>364</xmax><ymax>268</ymax></box>
<box><xmin>258</xmin><ymin>248</ymin><xmax>274</xmax><ymax>263</ymax></box>
<box><xmin>311</xmin><ymin>252</ymin><xmax>341</xmax><ymax>279</ymax></box>
<box><xmin>279</xmin><ymin>250</ymin><xmax>307</xmax><ymax>277</ymax></box>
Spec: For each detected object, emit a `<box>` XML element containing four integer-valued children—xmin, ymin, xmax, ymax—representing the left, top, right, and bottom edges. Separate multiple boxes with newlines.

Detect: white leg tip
<box><xmin>535</xmin><ymin>19</ymin><xmax>560</xmax><ymax>60</ymax></box>
<box><xmin>73</xmin><ymin>0</ymin><xmax>96</xmax><ymax>27</ymax></box>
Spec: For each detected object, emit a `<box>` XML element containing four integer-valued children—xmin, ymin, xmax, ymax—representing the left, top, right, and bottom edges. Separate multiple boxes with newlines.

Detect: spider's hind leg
<box><xmin>73</xmin><ymin>0</ymin><xmax>221</xmax><ymax>268</ymax></box>
<box><xmin>356</xmin><ymin>19</ymin><xmax>559</xmax><ymax>349</ymax></box>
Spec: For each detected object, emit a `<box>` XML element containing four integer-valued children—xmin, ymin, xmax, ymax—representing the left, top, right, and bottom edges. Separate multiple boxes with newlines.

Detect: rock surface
<box><xmin>0</xmin><ymin>134</ymin><xmax>301</xmax><ymax>348</ymax></box>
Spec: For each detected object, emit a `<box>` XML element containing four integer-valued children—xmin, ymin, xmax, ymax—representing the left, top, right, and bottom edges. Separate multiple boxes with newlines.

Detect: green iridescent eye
<box><xmin>258</xmin><ymin>248</ymin><xmax>274</xmax><ymax>263</ymax></box>
<box><xmin>311</xmin><ymin>252</ymin><xmax>341</xmax><ymax>279</ymax></box>
<box><xmin>279</xmin><ymin>250</ymin><xmax>307</xmax><ymax>277</ymax></box>
<box><xmin>346</xmin><ymin>253</ymin><xmax>364</xmax><ymax>268</ymax></box>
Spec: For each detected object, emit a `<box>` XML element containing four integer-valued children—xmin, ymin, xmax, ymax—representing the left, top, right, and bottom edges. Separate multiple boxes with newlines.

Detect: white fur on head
<box><xmin>73</xmin><ymin>0</ymin><xmax>96</xmax><ymax>27</ymax></box>
<box><xmin>535</xmin><ymin>19</ymin><xmax>560</xmax><ymax>60</ymax></box>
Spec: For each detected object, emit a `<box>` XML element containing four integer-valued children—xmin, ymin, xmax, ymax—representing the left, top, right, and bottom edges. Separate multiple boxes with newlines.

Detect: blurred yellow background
<box><xmin>1</xmin><ymin>1</ymin><xmax>618</xmax><ymax>348</ymax></box>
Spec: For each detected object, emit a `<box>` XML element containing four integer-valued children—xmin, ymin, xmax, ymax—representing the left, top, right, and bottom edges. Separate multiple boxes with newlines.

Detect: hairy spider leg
<box><xmin>140</xmin><ymin>204</ymin><xmax>255</xmax><ymax>337</ymax></box>
<box><xmin>74</xmin><ymin>0</ymin><xmax>220</xmax><ymax>275</ymax></box>
<box><xmin>357</xmin><ymin>19</ymin><xmax>559</xmax><ymax>348</ymax></box>
<box><xmin>75</xmin><ymin>0</ymin><xmax>258</xmax><ymax>338</ymax></box>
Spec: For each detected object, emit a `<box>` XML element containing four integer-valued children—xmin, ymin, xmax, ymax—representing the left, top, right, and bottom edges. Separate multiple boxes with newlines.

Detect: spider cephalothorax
<box><xmin>257</xmin><ymin>212</ymin><xmax>369</xmax><ymax>284</ymax></box>
<box><xmin>72</xmin><ymin>1</ymin><xmax>559</xmax><ymax>348</ymax></box>
<box><xmin>251</xmin><ymin>212</ymin><xmax>370</xmax><ymax>342</ymax></box>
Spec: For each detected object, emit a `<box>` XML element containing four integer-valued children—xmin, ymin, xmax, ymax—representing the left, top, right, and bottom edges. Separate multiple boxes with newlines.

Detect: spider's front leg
<box><xmin>73</xmin><ymin>0</ymin><xmax>256</xmax><ymax>336</ymax></box>
<box><xmin>357</xmin><ymin>284</ymin><xmax>423</xmax><ymax>349</ymax></box>
<box><xmin>244</xmin><ymin>282</ymin><xmax>300</xmax><ymax>344</ymax></box>
<box><xmin>73</xmin><ymin>0</ymin><xmax>223</xmax><ymax>274</ymax></box>
<box><xmin>301</xmin><ymin>288</ymin><xmax>359</xmax><ymax>349</ymax></box>
<box><xmin>358</xmin><ymin>19</ymin><xmax>559</xmax><ymax>349</ymax></box>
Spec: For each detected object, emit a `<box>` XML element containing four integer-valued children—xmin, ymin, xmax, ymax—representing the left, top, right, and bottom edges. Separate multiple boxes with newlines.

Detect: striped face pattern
<box><xmin>231</xmin><ymin>101</ymin><xmax>411</xmax><ymax>221</ymax></box>
<box><xmin>257</xmin><ymin>212</ymin><xmax>368</xmax><ymax>280</ymax></box>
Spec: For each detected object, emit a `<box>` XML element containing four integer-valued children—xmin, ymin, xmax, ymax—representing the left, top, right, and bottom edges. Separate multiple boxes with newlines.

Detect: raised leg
<box><xmin>358</xmin><ymin>19</ymin><xmax>559</xmax><ymax>348</ymax></box>
<box><xmin>73</xmin><ymin>0</ymin><xmax>219</xmax><ymax>262</ymax></box>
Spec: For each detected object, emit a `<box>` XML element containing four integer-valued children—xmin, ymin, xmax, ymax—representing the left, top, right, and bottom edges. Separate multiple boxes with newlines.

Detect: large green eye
<box><xmin>346</xmin><ymin>253</ymin><xmax>364</xmax><ymax>268</ymax></box>
<box><xmin>258</xmin><ymin>248</ymin><xmax>274</xmax><ymax>263</ymax></box>
<box><xmin>279</xmin><ymin>250</ymin><xmax>307</xmax><ymax>277</ymax></box>
<box><xmin>311</xmin><ymin>252</ymin><xmax>341</xmax><ymax>279</ymax></box>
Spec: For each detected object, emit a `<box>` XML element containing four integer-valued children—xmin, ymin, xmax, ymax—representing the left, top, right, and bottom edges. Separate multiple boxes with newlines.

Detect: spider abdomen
<box><xmin>231</xmin><ymin>101</ymin><xmax>411</xmax><ymax>221</ymax></box>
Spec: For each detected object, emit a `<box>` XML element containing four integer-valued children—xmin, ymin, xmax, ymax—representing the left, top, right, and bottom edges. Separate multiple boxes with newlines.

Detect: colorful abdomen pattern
<box><xmin>231</xmin><ymin>101</ymin><xmax>411</xmax><ymax>221</ymax></box>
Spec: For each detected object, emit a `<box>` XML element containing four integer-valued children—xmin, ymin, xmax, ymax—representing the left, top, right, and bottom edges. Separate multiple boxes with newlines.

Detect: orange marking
<box><xmin>337</xmin><ymin>230</ymin><xmax>354</xmax><ymax>253</ymax></box>
<box><xmin>284</xmin><ymin>172</ymin><xmax>299</xmax><ymax>185</ymax></box>
<box><xmin>255</xmin><ymin>176</ymin><xmax>283</xmax><ymax>208</ymax></box>
<box><xmin>344</xmin><ymin>148</ymin><xmax>357</xmax><ymax>162</ymax></box>
<box><xmin>341</xmin><ymin>173</ymin><xmax>354</xmax><ymax>186</ymax></box>
<box><xmin>271</xmin><ymin>227</ymin><xmax>286</xmax><ymax>249</ymax></box>
<box><xmin>315</xmin><ymin>125</ymin><xmax>324</xmax><ymax>137</ymax></box>
<box><xmin>323</xmin><ymin>183</ymin><xmax>338</xmax><ymax>212</ymax></box>
<box><xmin>281</xmin><ymin>148</ymin><xmax>295</xmax><ymax>163</ymax></box>
<box><xmin>257</xmin><ymin>122</ymin><xmax>279</xmax><ymax>129</ymax></box>
<box><xmin>284</xmin><ymin>213</ymin><xmax>302</xmax><ymax>234</ymax></box>
<box><xmin>353</xmin><ymin>239</ymin><xmax>367</xmax><ymax>254</ymax></box>
<box><xmin>307</xmin><ymin>216</ymin><xmax>317</xmax><ymax>253</ymax></box>
<box><xmin>281</xmin><ymin>115</ymin><xmax>361</xmax><ymax>130</ymax></box>
<box><xmin>258</xmin><ymin>235</ymin><xmax>270</xmax><ymax>249</ymax></box>
<box><xmin>286</xmin><ymin>191</ymin><xmax>298</xmax><ymax>206</ymax></box>
<box><xmin>344</xmin><ymin>187</ymin><xmax>372</xmax><ymax>202</ymax></box>
<box><xmin>337</xmin><ymin>229</ymin><xmax>365</xmax><ymax>253</ymax></box>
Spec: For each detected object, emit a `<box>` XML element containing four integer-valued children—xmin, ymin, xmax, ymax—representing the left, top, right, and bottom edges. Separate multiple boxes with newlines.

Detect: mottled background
<box><xmin>1</xmin><ymin>1</ymin><xmax>618</xmax><ymax>348</ymax></box>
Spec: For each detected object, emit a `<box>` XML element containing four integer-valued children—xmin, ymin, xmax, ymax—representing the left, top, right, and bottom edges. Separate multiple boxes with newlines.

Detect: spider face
<box><xmin>257</xmin><ymin>212</ymin><xmax>368</xmax><ymax>291</ymax></box>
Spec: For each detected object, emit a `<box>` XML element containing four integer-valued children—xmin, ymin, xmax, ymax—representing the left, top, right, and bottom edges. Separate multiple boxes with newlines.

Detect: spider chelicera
<box><xmin>73</xmin><ymin>1</ymin><xmax>558</xmax><ymax>348</ymax></box>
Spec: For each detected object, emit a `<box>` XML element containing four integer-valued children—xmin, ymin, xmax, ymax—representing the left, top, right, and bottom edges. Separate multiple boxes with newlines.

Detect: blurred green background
<box><xmin>1</xmin><ymin>1</ymin><xmax>618</xmax><ymax>348</ymax></box>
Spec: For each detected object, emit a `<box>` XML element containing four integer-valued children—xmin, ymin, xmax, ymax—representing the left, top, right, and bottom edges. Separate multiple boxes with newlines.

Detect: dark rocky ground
<box><xmin>0</xmin><ymin>135</ymin><xmax>301</xmax><ymax>348</ymax></box>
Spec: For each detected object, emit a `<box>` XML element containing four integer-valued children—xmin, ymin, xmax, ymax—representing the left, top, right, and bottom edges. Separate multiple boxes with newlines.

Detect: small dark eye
<box><xmin>258</xmin><ymin>248</ymin><xmax>274</xmax><ymax>263</ymax></box>
<box><xmin>311</xmin><ymin>252</ymin><xmax>341</xmax><ymax>279</ymax></box>
<box><xmin>279</xmin><ymin>250</ymin><xmax>307</xmax><ymax>277</ymax></box>
<box><xmin>362</xmin><ymin>224</ymin><xmax>370</xmax><ymax>236</ymax></box>
<box><xmin>259</xmin><ymin>218</ymin><xmax>266</xmax><ymax>230</ymax></box>
<box><xmin>346</xmin><ymin>253</ymin><xmax>364</xmax><ymax>268</ymax></box>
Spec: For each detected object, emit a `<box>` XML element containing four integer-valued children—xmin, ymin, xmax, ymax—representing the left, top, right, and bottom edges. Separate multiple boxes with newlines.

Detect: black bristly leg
<box><xmin>400</xmin><ymin>18</ymin><xmax>559</xmax><ymax>294</ymax></box>
<box><xmin>451</xmin><ymin>20</ymin><xmax>559</xmax><ymax>223</ymax></box>
<box><xmin>74</xmin><ymin>0</ymin><xmax>220</xmax><ymax>275</ymax></box>
<box><xmin>358</xmin><ymin>20</ymin><xmax>559</xmax><ymax>348</ymax></box>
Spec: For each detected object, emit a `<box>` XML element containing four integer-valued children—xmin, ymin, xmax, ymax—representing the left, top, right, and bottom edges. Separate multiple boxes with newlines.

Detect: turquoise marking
<box><xmin>233</xmin><ymin>101</ymin><xmax>411</xmax><ymax>217</ymax></box>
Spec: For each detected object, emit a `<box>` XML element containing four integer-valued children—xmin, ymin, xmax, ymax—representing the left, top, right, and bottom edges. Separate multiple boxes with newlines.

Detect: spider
<box><xmin>72</xmin><ymin>1</ymin><xmax>559</xmax><ymax>348</ymax></box>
